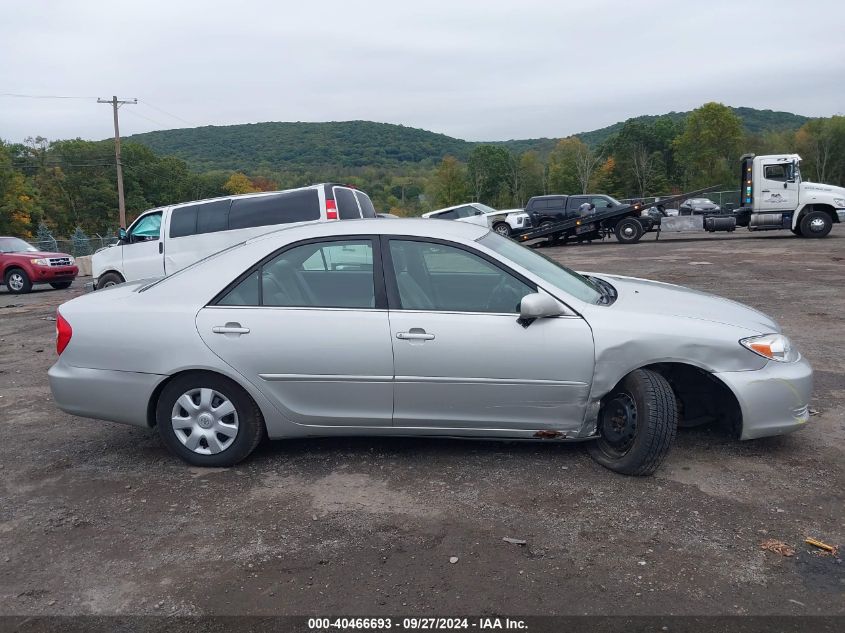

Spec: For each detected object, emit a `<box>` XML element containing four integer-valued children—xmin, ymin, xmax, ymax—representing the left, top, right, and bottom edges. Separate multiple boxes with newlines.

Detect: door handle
<box><xmin>761</xmin><ymin>189</ymin><xmax>770</xmax><ymax>193</ymax></box>
<box><xmin>158</xmin><ymin>242</ymin><xmax>163</xmax><ymax>254</ymax></box>
<box><xmin>396</xmin><ymin>329</ymin><xmax>435</xmax><ymax>341</ymax></box>
<box><xmin>212</xmin><ymin>323</ymin><xmax>250</xmax><ymax>335</ymax></box>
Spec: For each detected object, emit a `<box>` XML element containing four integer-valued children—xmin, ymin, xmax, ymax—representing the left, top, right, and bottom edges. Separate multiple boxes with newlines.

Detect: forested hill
<box><xmin>127</xmin><ymin>107</ymin><xmax>810</xmax><ymax>172</ymax></box>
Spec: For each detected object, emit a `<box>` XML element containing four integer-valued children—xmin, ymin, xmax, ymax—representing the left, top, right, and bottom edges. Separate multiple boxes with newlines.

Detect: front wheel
<box><xmin>587</xmin><ymin>369</ymin><xmax>677</xmax><ymax>476</ymax></box>
<box><xmin>615</xmin><ymin>218</ymin><xmax>644</xmax><ymax>244</ymax></box>
<box><xmin>50</xmin><ymin>281</ymin><xmax>72</xmax><ymax>290</ymax></box>
<box><xmin>799</xmin><ymin>211</ymin><xmax>832</xmax><ymax>238</ymax></box>
<box><xmin>156</xmin><ymin>372</ymin><xmax>265</xmax><ymax>467</ymax></box>
<box><xmin>96</xmin><ymin>271</ymin><xmax>124</xmax><ymax>289</ymax></box>
<box><xmin>492</xmin><ymin>222</ymin><xmax>511</xmax><ymax>237</ymax></box>
<box><xmin>4</xmin><ymin>269</ymin><xmax>32</xmax><ymax>294</ymax></box>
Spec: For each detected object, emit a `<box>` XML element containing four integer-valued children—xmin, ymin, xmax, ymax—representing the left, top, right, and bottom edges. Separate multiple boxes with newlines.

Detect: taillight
<box><xmin>326</xmin><ymin>198</ymin><xmax>338</xmax><ymax>220</ymax></box>
<box><xmin>56</xmin><ymin>310</ymin><xmax>72</xmax><ymax>355</ymax></box>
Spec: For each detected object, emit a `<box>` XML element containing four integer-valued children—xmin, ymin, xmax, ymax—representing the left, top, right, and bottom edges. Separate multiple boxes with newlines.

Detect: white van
<box><xmin>93</xmin><ymin>183</ymin><xmax>377</xmax><ymax>288</ymax></box>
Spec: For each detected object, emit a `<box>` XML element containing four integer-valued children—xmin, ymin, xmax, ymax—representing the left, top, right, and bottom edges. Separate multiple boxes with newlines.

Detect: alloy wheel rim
<box><xmin>495</xmin><ymin>225</ymin><xmax>509</xmax><ymax>236</ymax></box>
<box><xmin>9</xmin><ymin>273</ymin><xmax>24</xmax><ymax>291</ymax></box>
<box><xmin>171</xmin><ymin>387</ymin><xmax>239</xmax><ymax>455</ymax></box>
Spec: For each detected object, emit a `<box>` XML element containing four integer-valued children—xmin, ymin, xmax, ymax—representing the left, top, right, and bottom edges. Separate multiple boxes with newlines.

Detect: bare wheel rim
<box><xmin>621</xmin><ymin>224</ymin><xmax>636</xmax><ymax>238</ymax></box>
<box><xmin>596</xmin><ymin>392</ymin><xmax>638</xmax><ymax>458</ymax></box>
<box><xmin>809</xmin><ymin>217</ymin><xmax>826</xmax><ymax>232</ymax></box>
<box><xmin>8</xmin><ymin>273</ymin><xmax>24</xmax><ymax>291</ymax></box>
<box><xmin>171</xmin><ymin>387</ymin><xmax>239</xmax><ymax>455</ymax></box>
<box><xmin>103</xmin><ymin>280</ymin><xmax>117</xmax><ymax>287</ymax></box>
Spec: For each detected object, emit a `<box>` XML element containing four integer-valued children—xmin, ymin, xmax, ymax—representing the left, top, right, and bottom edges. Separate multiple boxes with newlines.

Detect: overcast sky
<box><xmin>2</xmin><ymin>0</ymin><xmax>843</xmax><ymax>144</ymax></box>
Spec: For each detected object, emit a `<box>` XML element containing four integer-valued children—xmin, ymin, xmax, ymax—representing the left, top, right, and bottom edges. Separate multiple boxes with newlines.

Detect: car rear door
<box><xmin>196</xmin><ymin>236</ymin><xmax>394</xmax><ymax>427</ymax></box>
<box><xmin>383</xmin><ymin>237</ymin><xmax>594</xmax><ymax>432</ymax></box>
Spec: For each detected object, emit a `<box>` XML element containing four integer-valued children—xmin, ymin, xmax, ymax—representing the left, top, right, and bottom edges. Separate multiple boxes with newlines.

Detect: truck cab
<box><xmin>742</xmin><ymin>153</ymin><xmax>845</xmax><ymax>237</ymax></box>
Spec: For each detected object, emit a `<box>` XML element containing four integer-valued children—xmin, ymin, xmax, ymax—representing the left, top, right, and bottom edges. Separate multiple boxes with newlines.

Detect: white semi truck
<box><xmin>731</xmin><ymin>153</ymin><xmax>845</xmax><ymax>237</ymax></box>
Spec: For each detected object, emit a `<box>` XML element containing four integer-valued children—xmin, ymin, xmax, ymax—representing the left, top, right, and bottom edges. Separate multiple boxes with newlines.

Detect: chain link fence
<box><xmin>28</xmin><ymin>236</ymin><xmax>119</xmax><ymax>257</ymax></box>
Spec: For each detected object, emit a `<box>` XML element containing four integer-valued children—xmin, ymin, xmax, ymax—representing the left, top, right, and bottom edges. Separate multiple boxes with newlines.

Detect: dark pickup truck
<box><xmin>526</xmin><ymin>194</ymin><xmax>625</xmax><ymax>229</ymax></box>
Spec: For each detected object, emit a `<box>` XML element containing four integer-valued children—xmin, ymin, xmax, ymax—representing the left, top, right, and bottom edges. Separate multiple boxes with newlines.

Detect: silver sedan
<box><xmin>48</xmin><ymin>219</ymin><xmax>812</xmax><ymax>475</ymax></box>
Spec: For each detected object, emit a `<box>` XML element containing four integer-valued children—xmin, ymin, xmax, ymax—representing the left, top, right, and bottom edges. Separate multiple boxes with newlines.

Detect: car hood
<box><xmin>590</xmin><ymin>273</ymin><xmax>779</xmax><ymax>334</ymax></box>
<box><xmin>4</xmin><ymin>250</ymin><xmax>71</xmax><ymax>259</ymax></box>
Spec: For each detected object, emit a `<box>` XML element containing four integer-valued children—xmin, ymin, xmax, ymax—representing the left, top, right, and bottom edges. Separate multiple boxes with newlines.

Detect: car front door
<box><xmin>384</xmin><ymin>237</ymin><xmax>595</xmax><ymax>432</ymax></box>
<box><xmin>196</xmin><ymin>237</ymin><xmax>394</xmax><ymax>427</ymax></box>
<box><xmin>121</xmin><ymin>211</ymin><xmax>165</xmax><ymax>280</ymax></box>
<box><xmin>759</xmin><ymin>162</ymin><xmax>799</xmax><ymax>212</ymax></box>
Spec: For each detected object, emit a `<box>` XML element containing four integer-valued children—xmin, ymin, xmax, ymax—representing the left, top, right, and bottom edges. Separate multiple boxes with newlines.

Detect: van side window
<box><xmin>169</xmin><ymin>206</ymin><xmax>197</xmax><ymax>238</ymax></box>
<box><xmin>228</xmin><ymin>190</ymin><xmax>320</xmax><ymax>230</ymax></box>
<box><xmin>197</xmin><ymin>200</ymin><xmax>232</xmax><ymax>234</ymax></box>
<box><xmin>334</xmin><ymin>187</ymin><xmax>361</xmax><ymax>220</ymax></box>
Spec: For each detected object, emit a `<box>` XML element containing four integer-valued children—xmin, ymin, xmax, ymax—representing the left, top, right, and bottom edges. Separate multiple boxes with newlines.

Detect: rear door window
<box><xmin>228</xmin><ymin>189</ymin><xmax>320</xmax><ymax>230</ymax></box>
<box><xmin>334</xmin><ymin>187</ymin><xmax>361</xmax><ymax>219</ymax></box>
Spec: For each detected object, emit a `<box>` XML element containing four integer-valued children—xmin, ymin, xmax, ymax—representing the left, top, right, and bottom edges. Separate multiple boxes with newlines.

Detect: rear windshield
<box><xmin>229</xmin><ymin>189</ymin><xmax>320</xmax><ymax>229</ymax></box>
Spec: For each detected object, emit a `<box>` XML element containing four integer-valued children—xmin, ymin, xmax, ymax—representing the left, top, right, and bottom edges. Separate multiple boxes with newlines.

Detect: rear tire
<box><xmin>799</xmin><ymin>211</ymin><xmax>832</xmax><ymax>238</ymax></box>
<box><xmin>156</xmin><ymin>372</ymin><xmax>264</xmax><ymax>467</ymax></box>
<box><xmin>493</xmin><ymin>222</ymin><xmax>511</xmax><ymax>237</ymax></box>
<box><xmin>587</xmin><ymin>369</ymin><xmax>677</xmax><ymax>476</ymax></box>
<box><xmin>50</xmin><ymin>281</ymin><xmax>72</xmax><ymax>290</ymax></box>
<box><xmin>96</xmin><ymin>271</ymin><xmax>124</xmax><ymax>289</ymax></box>
<box><xmin>615</xmin><ymin>218</ymin><xmax>644</xmax><ymax>244</ymax></box>
<box><xmin>4</xmin><ymin>268</ymin><xmax>32</xmax><ymax>294</ymax></box>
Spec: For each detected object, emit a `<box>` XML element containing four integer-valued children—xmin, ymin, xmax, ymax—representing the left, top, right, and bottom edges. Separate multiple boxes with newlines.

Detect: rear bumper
<box><xmin>30</xmin><ymin>265</ymin><xmax>78</xmax><ymax>282</ymax></box>
<box><xmin>48</xmin><ymin>358</ymin><xmax>164</xmax><ymax>428</ymax></box>
<box><xmin>714</xmin><ymin>356</ymin><xmax>813</xmax><ymax>440</ymax></box>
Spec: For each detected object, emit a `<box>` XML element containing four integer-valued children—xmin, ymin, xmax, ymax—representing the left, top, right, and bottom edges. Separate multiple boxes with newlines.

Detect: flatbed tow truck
<box><xmin>516</xmin><ymin>153</ymin><xmax>845</xmax><ymax>245</ymax></box>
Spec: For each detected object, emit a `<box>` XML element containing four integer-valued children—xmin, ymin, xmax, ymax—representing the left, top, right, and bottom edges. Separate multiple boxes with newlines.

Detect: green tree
<box><xmin>467</xmin><ymin>145</ymin><xmax>510</xmax><ymax>205</ymax></box>
<box><xmin>431</xmin><ymin>156</ymin><xmax>467</xmax><ymax>207</ymax></box>
<box><xmin>674</xmin><ymin>102</ymin><xmax>743</xmax><ymax>188</ymax></box>
<box><xmin>36</xmin><ymin>221</ymin><xmax>57</xmax><ymax>251</ymax></box>
<box><xmin>71</xmin><ymin>226</ymin><xmax>91</xmax><ymax>256</ymax></box>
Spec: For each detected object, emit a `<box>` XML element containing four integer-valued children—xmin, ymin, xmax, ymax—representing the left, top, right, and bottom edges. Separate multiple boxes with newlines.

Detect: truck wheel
<box><xmin>587</xmin><ymin>369</ymin><xmax>677</xmax><ymax>476</ymax></box>
<box><xmin>96</xmin><ymin>272</ymin><xmax>124</xmax><ymax>289</ymax></box>
<box><xmin>615</xmin><ymin>218</ymin><xmax>644</xmax><ymax>244</ymax></box>
<box><xmin>799</xmin><ymin>211</ymin><xmax>832</xmax><ymax>238</ymax></box>
<box><xmin>493</xmin><ymin>222</ymin><xmax>511</xmax><ymax>237</ymax></box>
<box><xmin>4</xmin><ymin>268</ymin><xmax>32</xmax><ymax>294</ymax></box>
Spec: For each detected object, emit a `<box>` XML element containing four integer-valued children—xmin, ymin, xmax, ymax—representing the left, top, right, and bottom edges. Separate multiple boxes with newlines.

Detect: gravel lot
<box><xmin>1</xmin><ymin>230</ymin><xmax>843</xmax><ymax>617</ymax></box>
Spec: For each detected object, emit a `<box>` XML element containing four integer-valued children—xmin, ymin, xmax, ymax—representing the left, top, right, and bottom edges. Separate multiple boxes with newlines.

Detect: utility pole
<box><xmin>98</xmin><ymin>96</ymin><xmax>137</xmax><ymax>228</ymax></box>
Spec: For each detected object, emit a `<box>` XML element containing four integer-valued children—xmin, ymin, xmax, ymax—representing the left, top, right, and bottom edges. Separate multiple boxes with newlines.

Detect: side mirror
<box><xmin>118</xmin><ymin>227</ymin><xmax>128</xmax><ymax>242</ymax></box>
<box><xmin>518</xmin><ymin>293</ymin><xmax>563</xmax><ymax>327</ymax></box>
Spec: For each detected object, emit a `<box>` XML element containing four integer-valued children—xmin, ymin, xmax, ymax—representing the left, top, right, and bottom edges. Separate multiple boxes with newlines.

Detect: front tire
<box><xmin>4</xmin><ymin>268</ymin><xmax>32</xmax><ymax>294</ymax></box>
<box><xmin>156</xmin><ymin>372</ymin><xmax>264</xmax><ymax>467</ymax></box>
<box><xmin>799</xmin><ymin>211</ymin><xmax>832</xmax><ymax>238</ymax></box>
<box><xmin>50</xmin><ymin>281</ymin><xmax>72</xmax><ymax>290</ymax></box>
<box><xmin>587</xmin><ymin>369</ymin><xmax>677</xmax><ymax>476</ymax></box>
<box><xmin>493</xmin><ymin>222</ymin><xmax>511</xmax><ymax>237</ymax></box>
<box><xmin>96</xmin><ymin>271</ymin><xmax>124</xmax><ymax>289</ymax></box>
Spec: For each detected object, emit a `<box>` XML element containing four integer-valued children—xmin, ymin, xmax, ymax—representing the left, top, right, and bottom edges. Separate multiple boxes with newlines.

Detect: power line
<box><xmin>121</xmin><ymin>107</ymin><xmax>170</xmax><ymax>129</ymax></box>
<box><xmin>139</xmin><ymin>100</ymin><xmax>195</xmax><ymax>126</ymax></box>
<box><xmin>0</xmin><ymin>92</ymin><xmax>96</xmax><ymax>100</ymax></box>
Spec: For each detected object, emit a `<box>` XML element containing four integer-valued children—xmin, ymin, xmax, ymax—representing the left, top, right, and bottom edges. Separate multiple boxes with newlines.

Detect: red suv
<box><xmin>0</xmin><ymin>237</ymin><xmax>79</xmax><ymax>294</ymax></box>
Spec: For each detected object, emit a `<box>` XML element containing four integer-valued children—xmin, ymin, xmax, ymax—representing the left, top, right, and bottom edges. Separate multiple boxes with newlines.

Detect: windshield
<box><xmin>605</xmin><ymin>196</ymin><xmax>623</xmax><ymax>206</ymax></box>
<box><xmin>478</xmin><ymin>232</ymin><xmax>602</xmax><ymax>304</ymax></box>
<box><xmin>0</xmin><ymin>237</ymin><xmax>38</xmax><ymax>253</ymax></box>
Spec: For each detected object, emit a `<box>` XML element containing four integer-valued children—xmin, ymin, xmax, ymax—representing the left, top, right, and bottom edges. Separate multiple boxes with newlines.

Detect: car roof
<box><xmin>423</xmin><ymin>202</ymin><xmax>481</xmax><ymax>216</ymax></box>
<box><xmin>247</xmin><ymin>217</ymin><xmax>489</xmax><ymax>246</ymax></box>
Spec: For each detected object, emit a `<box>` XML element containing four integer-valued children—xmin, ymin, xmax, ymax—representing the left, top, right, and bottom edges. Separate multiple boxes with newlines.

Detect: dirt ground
<box><xmin>0</xmin><ymin>230</ymin><xmax>843</xmax><ymax>618</ymax></box>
